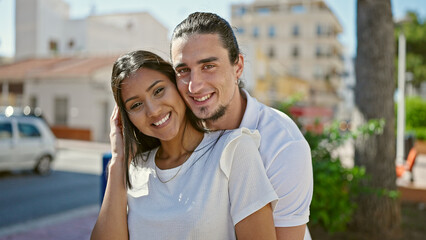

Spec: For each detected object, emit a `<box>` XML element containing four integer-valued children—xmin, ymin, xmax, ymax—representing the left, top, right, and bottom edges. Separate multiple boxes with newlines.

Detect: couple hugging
<box><xmin>91</xmin><ymin>12</ymin><xmax>313</xmax><ymax>240</ymax></box>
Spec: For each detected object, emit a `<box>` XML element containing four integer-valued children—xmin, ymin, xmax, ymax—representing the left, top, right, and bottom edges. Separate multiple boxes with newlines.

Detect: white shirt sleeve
<box><xmin>219</xmin><ymin>129</ymin><xmax>278</xmax><ymax>225</ymax></box>
<box><xmin>269</xmin><ymin>139</ymin><xmax>313</xmax><ymax>227</ymax></box>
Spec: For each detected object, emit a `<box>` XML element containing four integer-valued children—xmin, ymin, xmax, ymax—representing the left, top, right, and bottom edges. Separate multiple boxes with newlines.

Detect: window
<box><xmin>314</xmin><ymin>65</ymin><xmax>324</xmax><ymax>79</ymax></box>
<box><xmin>268</xmin><ymin>26</ymin><xmax>276</xmax><ymax>38</ymax></box>
<box><xmin>49</xmin><ymin>40</ymin><xmax>58</xmax><ymax>53</ymax></box>
<box><xmin>0</xmin><ymin>123</ymin><xmax>12</xmax><ymax>140</ymax></box>
<box><xmin>292</xmin><ymin>25</ymin><xmax>300</xmax><ymax>37</ymax></box>
<box><xmin>292</xmin><ymin>46</ymin><xmax>299</xmax><ymax>58</ymax></box>
<box><xmin>291</xmin><ymin>5</ymin><xmax>306</xmax><ymax>14</ymax></box>
<box><xmin>268</xmin><ymin>46</ymin><xmax>275</xmax><ymax>58</ymax></box>
<box><xmin>316</xmin><ymin>46</ymin><xmax>322</xmax><ymax>58</ymax></box>
<box><xmin>236</xmin><ymin>27</ymin><xmax>245</xmax><ymax>35</ymax></box>
<box><xmin>235</xmin><ymin>6</ymin><xmax>247</xmax><ymax>16</ymax></box>
<box><xmin>316</xmin><ymin>24</ymin><xmax>325</xmax><ymax>36</ymax></box>
<box><xmin>68</xmin><ymin>39</ymin><xmax>75</xmax><ymax>49</ymax></box>
<box><xmin>253</xmin><ymin>26</ymin><xmax>259</xmax><ymax>38</ymax></box>
<box><xmin>127</xmin><ymin>21</ymin><xmax>134</xmax><ymax>30</ymax></box>
<box><xmin>29</xmin><ymin>96</ymin><xmax>37</xmax><ymax>109</ymax></box>
<box><xmin>291</xmin><ymin>64</ymin><xmax>300</xmax><ymax>77</ymax></box>
<box><xmin>18</xmin><ymin>123</ymin><xmax>41</xmax><ymax>138</ymax></box>
<box><xmin>256</xmin><ymin>7</ymin><xmax>271</xmax><ymax>15</ymax></box>
<box><xmin>54</xmin><ymin>97</ymin><xmax>68</xmax><ymax>126</ymax></box>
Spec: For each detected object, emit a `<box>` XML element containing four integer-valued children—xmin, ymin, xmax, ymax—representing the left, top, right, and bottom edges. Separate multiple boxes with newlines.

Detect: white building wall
<box><xmin>23</xmin><ymin>75</ymin><xmax>114</xmax><ymax>142</ymax></box>
<box><xmin>36</xmin><ymin>0</ymin><xmax>69</xmax><ymax>57</ymax></box>
<box><xmin>16</xmin><ymin>0</ymin><xmax>69</xmax><ymax>59</ymax></box>
<box><xmin>15</xmin><ymin>0</ymin><xmax>38</xmax><ymax>59</ymax></box>
<box><xmin>62</xmin><ymin>19</ymin><xmax>87</xmax><ymax>55</ymax></box>
<box><xmin>86</xmin><ymin>13</ymin><xmax>169</xmax><ymax>59</ymax></box>
<box><xmin>16</xmin><ymin>1</ymin><xmax>168</xmax><ymax>59</ymax></box>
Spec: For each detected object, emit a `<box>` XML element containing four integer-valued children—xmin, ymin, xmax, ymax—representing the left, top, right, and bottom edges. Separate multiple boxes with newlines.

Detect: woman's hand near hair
<box><xmin>235</xmin><ymin>203</ymin><xmax>277</xmax><ymax>240</ymax></box>
<box><xmin>91</xmin><ymin>105</ymin><xmax>129</xmax><ymax>240</ymax></box>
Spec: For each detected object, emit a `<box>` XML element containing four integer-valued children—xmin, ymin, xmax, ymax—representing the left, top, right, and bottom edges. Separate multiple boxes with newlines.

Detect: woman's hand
<box><xmin>110</xmin><ymin>105</ymin><xmax>125</xmax><ymax>163</ymax></box>
<box><xmin>91</xmin><ymin>105</ymin><xmax>129</xmax><ymax>240</ymax></box>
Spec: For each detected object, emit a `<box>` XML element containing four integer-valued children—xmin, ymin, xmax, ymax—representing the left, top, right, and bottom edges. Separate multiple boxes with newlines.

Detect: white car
<box><xmin>0</xmin><ymin>106</ymin><xmax>57</xmax><ymax>175</ymax></box>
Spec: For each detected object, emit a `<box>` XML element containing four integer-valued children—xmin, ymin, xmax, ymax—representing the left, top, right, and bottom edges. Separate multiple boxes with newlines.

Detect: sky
<box><xmin>0</xmin><ymin>0</ymin><xmax>425</xmax><ymax>58</ymax></box>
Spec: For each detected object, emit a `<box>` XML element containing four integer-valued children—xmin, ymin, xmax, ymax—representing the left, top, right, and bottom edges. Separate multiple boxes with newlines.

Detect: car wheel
<box><xmin>35</xmin><ymin>156</ymin><xmax>52</xmax><ymax>175</ymax></box>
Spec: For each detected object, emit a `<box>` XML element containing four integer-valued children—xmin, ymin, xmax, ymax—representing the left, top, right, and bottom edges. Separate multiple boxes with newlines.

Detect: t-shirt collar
<box><xmin>239</xmin><ymin>89</ymin><xmax>260</xmax><ymax>130</ymax></box>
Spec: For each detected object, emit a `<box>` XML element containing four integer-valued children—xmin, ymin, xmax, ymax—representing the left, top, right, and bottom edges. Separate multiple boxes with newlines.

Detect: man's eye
<box><xmin>154</xmin><ymin>87</ymin><xmax>164</xmax><ymax>96</ymax></box>
<box><xmin>177</xmin><ymin>68</ymin><xmax>190</xmax><ymax>74</ymax></box>
<box><xmin>203</xmin><ymin>64</ymin><xmax>214</xmax><ymax>70</ymax></box>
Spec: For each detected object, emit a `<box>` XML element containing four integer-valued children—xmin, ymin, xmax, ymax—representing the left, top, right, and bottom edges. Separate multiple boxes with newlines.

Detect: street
<box><xmin>0</xmin><ymin>140</ymin><xmax>109</xmax><ymax>231</ymax></box>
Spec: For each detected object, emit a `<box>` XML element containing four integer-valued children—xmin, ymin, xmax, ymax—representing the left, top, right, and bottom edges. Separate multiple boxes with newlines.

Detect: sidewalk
<box><xmin>0</xmin><ymin>205</ymin><xmax>99</xmax><ymax>240</ymax></box>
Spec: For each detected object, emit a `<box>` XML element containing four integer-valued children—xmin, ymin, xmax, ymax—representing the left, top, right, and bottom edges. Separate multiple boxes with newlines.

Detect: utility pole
<box><xmin>396</xmin><ymin>33</ymin><xmax>406</xmax><ymax>165</ymax></box>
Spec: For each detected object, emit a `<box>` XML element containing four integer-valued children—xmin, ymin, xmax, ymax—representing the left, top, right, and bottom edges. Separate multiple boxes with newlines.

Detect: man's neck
<box><xmin>206</xmin><ymin>89</ymin><xmax>247</xmax><ymax>131</ymax></box>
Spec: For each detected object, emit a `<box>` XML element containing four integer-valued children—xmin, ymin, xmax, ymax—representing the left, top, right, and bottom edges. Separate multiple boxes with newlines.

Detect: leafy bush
<box><xmin>276</xmin><ymin>101</ymin><xmax>387</xmax><ymax>232</ymax></box>
<box><xmin>304</xmin><ymin>120</ymin><xmax>384</xmax><ymax>233</ymax></box>
<box><xmin>405</xmin><ymin>97</ymin><xmax>426</xmax><ymax>140</ymax></box>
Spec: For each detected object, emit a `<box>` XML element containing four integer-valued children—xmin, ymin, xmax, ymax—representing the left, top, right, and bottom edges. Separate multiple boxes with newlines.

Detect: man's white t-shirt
<box><xmin>240</xmin><ymin>90</ymin><xmax>313</xmax><ymax>228</ymax></box>
<box><xmin>127</xmin><ymin>128</ymin><xmax>278</xmax><ymax>240</ymax></box>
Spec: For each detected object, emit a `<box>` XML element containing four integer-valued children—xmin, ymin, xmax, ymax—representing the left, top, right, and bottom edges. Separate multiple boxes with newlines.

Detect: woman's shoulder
<box><xmin>223</xmin><ymin>127</ymin><xmax>261</xmax><ymax>146</ymax></box>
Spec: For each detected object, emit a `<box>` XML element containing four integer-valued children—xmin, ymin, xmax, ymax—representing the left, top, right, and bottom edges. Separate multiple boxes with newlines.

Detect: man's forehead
<box><xmin>171</xmin><ymin>34</ymin><xmax>226</xmax><ymax>66</ymax></box>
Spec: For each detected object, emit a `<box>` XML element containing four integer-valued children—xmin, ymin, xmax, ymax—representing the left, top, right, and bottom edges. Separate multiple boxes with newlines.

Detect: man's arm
<box><xmin>235</xmin><ymin>204</ymin><xmax>277</xmax><ymax>240</ymax></box>
<box><xmin>276</xmin><ymin>225</ymin><xmax>306</xmax><ymax>240</ymax></box>
<box><xmin>267</xmin><ymin>139</ymin><xmax>313</xmax><ymax>240</ymax></box>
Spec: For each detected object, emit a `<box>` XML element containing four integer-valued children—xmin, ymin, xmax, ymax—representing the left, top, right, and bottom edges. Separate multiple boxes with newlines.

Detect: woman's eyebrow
<box><xmin>124</xmin><ymin>80</ymin><xmax>163</xmax><ymax>104</ymax></box>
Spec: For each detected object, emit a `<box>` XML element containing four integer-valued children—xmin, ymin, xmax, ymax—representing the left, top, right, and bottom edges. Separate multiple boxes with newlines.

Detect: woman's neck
<box><xmin>156</xmin><ymin>119</ymin><xmax>204</xmax><ymax>169</ymax></box>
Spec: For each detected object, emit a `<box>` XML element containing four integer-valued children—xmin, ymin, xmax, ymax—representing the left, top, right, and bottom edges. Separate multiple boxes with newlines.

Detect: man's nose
<box><xmin>188</xmin><ymin>70</ymin><xmax>204</xmax><ymax>94</ymax></box>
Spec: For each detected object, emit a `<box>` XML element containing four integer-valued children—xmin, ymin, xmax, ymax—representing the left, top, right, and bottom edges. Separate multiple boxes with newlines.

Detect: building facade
<box><xmin>231</xmin><ymin>0</ymin><xmax>344</xmax><ymax>110</ymax></box>
<box><xmin>0</xmin><ymin>56</ymin><xmax>117</xmax><ymax>142</ymax></box>
<box><xmin>15</xmin><ymin>0</ymin><xmax>169</xmax><ymax>60</ymax></box>
<box><xmin>1</xmin><ymin>0</ymin><xmax>170</xmax><ymax>141</ymax></box>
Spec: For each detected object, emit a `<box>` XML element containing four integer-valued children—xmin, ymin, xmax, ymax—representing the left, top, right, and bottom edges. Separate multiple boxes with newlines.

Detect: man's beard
<box><xmin>201</xmin><ymin>105</ymin><xmax>227</xmax><ymax>122</ymax></box>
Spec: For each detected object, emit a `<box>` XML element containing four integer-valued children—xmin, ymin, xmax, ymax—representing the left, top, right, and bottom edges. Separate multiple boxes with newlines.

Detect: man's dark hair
<box><xmin>171</xmin><ymin>12</ymin><xmax>241</xmax><ymax>69</ymax></box>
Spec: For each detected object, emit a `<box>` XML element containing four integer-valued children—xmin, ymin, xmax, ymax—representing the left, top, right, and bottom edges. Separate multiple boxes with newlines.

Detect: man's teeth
<box><xmin>154</xmin><ymin>113</ymin><xmax>170</xmax><ymax>126</ymax></box>
<box><xmin>194</xmin><ymin>94</ymin><xmax>211</xmax><ymax>102</ymax></box>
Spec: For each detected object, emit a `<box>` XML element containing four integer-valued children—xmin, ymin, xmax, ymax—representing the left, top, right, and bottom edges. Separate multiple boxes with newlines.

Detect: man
<box><xmin>170</xmin><ymin>12</ymin><xmax>313</xmax><ymax>239</ymax></box>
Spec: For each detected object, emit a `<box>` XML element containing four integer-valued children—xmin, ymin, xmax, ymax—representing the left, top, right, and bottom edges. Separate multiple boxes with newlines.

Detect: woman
<box><xmin>91</xmin><ymin>50</ymin><xmax>277</xmax><ymax>240</ymax></box>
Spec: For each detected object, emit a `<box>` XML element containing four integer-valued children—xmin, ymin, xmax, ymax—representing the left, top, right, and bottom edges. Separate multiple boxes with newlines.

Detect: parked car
<box><xmin>0</xmin><ymin>106</ymin><xmax>57</xmax><ymax>175</ymax></box>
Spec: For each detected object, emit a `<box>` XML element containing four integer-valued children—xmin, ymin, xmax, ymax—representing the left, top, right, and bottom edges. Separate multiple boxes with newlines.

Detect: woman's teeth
<box><xmin>154</xmin><ymin>113</ymin><xmax>170</xmax><ymax>126</ymax></box>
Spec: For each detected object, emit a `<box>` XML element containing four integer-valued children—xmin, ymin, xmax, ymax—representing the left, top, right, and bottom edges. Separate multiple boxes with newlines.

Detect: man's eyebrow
<box><xmin>174</xmin><ymin>57</ymin><xmax>219</xmax><ymax>69</ymax></box>
<box><xmin>174</xmin><ymin>62</ymin><xmax>187</xmax><ymax>69</ymax></box>
<box><xmin>197</xmin><ymin>57</ymin><xmax>218</xmax><ymax>64</ymax></box>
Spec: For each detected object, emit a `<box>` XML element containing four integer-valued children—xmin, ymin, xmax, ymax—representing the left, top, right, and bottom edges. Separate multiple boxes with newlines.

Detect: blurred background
<box><xmin>0</xmin><ymin>0</ymin><xmax>425</xmax><ymax>239</ymax></box>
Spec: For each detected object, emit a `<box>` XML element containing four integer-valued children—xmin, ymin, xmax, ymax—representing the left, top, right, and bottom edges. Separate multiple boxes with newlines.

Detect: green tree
<box><xmin>395</xmin><ymin>11</ymin><xmax>426</xmax><ymax>88</ymax></box>
<box><xmin>354</xmin><ymin>0</ymin><xmax>400</xmax><ymax>238</ymax></box>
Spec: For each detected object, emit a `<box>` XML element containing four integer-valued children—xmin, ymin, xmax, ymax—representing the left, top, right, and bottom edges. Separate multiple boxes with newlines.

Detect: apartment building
<box><xmin>231</xmin><ymin>0</ymin><xmax>344</xmax><ymax>110</ymax></box>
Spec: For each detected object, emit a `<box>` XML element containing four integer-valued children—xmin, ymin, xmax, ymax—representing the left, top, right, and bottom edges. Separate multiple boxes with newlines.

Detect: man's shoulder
<box><xmin>242</xmin><ymin>90</ymin><xmax>304</xmax><ymax>142</ymax></box>
<box><xmin>257</xmin><ymin>104</ymin><xmax>302</xmax><ymax>137</ymax></box>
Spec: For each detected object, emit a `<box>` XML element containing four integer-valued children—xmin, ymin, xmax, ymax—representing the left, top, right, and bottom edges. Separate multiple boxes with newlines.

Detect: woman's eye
<box><xmin>154</xmin><ymin>87</ymin><xmax>164</xmax><ymax>96</ymax></box>
<box><xmin>130</xmin><ymin>102</ymin><xmax>143</xmax><ymax>110</ymax></box>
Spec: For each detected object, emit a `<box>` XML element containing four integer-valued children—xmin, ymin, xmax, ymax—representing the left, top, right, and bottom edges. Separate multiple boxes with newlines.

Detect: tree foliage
<box><xmin>395</xmin><ymin>11</ymin><xmax>426</xmax><ymax>87</ymax></box>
